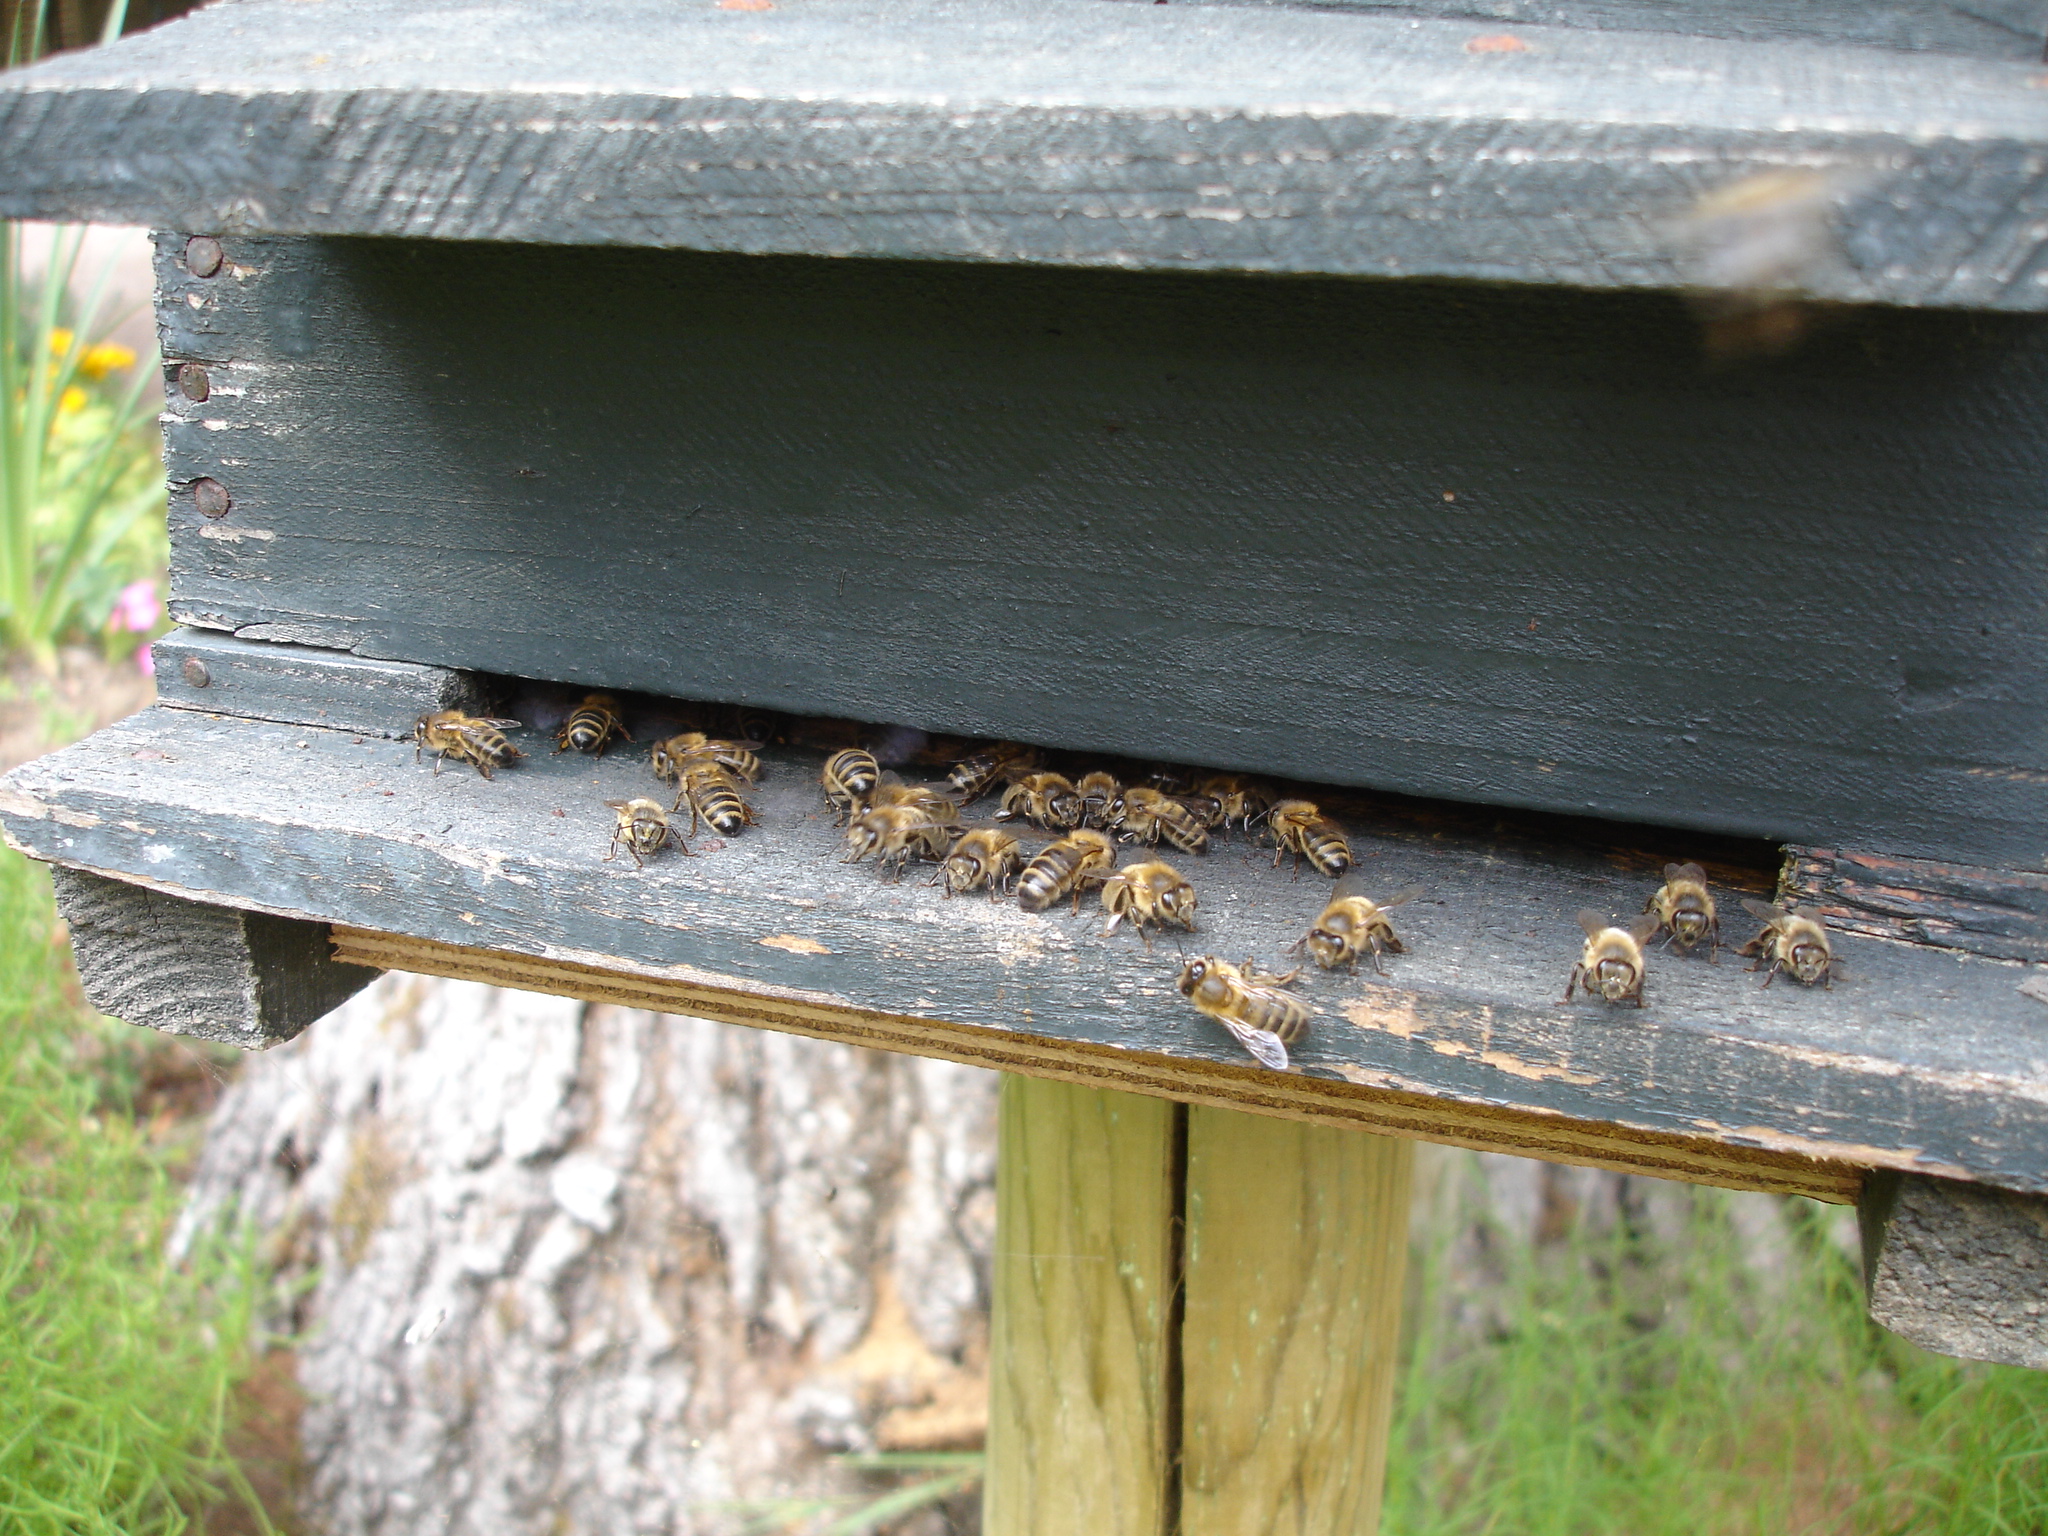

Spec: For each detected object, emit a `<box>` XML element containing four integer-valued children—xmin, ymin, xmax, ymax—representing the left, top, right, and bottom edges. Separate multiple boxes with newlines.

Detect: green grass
<box><xmin>0</xmin><ymin>843</ymin><xmax>271</xmax><ymax>1535</ymax></box>
<box><xmin>1386</xmin><ymin>1179</ymin><xmax>2048</xmax><ymax>1536</ymax></box>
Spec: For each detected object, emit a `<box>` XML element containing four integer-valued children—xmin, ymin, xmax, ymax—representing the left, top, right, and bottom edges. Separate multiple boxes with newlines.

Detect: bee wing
<box><xmin>1628</xmin><ymin>913</ymin><xmax>1663</xmax><ymax>944</ymax></box>
<box><xmin>1577</xmin><ymin>908</ymin><xmax>1611</xmax><ymax>938</ymax></box>
<box><xmin>475</xmin><ymin>717</ymin><xmax>523</xmax><ymax>729</ymax></box>
<box><xmin>1332</xmin><ymin>871</ymin><xmax>1369</xmax><ymax>900</ymax></box>
<box><xmin>1668</xmin><ymin>861</ymin><xmax>1708</xmax><ymax>884</ymax></box>
<box><xmin>1379</xmin><ymin>884</ymin><xmax>1426</xmax><ymax>910</ymax></box>
<box><xmin>1220</xmin><ymin>1019</ymin><xmax>1291</xmax><ymax>1073</ymax></box>
<box><xmin>1740</xmin><ymin>897</ymin><xmax>1784</xmax><ymax>921</ymax></box>
<box><xmin>1791</xmin><ymin>904</ymin><xmax>1829</xmax><ymax>926</ymax></box>
<box><xmin>876</xmin><ymin>769</ymin><xmax>906</xmax><ymax>788</ymax></box>
<box><xmin>603</xmin><ymin>799</ymin><xmax>628</xmax><ymax>810</ymax></box>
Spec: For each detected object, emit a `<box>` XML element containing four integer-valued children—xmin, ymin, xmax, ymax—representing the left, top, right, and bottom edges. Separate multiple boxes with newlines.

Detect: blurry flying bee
<box><xmin>1295</xmin><ymin>878</ymin><xmax>1423</xmax><ymax>977</ymax></box>
<box><xmin>1014</xmin><ymin>829</ymin><xmax>1117</xmax><ymax>914</ymax></box>
<box><xmin>1645</xmin><ymin>862</ymin><xmax>1720</xmax><ymax>959</ymax></box>
<box><xmin>1176</xmin><ymin>955</ymin><xmax>1310</xmax><ymax>1072</ymax></box>
<box><xmin>1109</xmin><ymin>785</ymin><xmax>1209</xmax><ymax>855</ymax></box>
<box><xmin>868</xmin><ymin>773</ymin><xmax>963</xmax><ymax>825</ymax></box>
<box><xmin>1076</xmin><ymin>771</ymin><xmax>1123</xmax><ymax>829</ymax></box>
<box><xmin>998</xmin><ymin>771</ymin><xmax>1084</xmax><ymax>831</ymax></box>
<box><xmin>652</xmin><ymin>730</ymin><xmax>761</xmax><ymax>787</ymax></box>
<box><xmin>1564</xmin><ymin>909</ymin><xmax>1661</xmax><ymax>1007</ymax></box>
<box><xmin>605</xmin><ymin>797</ymin><xmax>692</xmax><ymax>867</ymax></box>
<box><xmin>413</xmin><ymin>710</ymin><xmax>525</xmax><ymax>779</ymax></box>
<box><xmin>1267</xmin><ymin>799</ymin><xmax>1352</xmax><ymax>878</ymax></box>
<box><xmin>843</xmin><ymin>806</ymin><xmax>953</xmax><ymax>880</ymax></box>
<box><xmin>674</xmin><ymin>759</ymin><xmax>758</xmax><ymax>837</ymax></box>
<box><xmin>821</xmin><ymin>748</ymin><xmax>881</xmax><ymax>823</ymax></box>
<box><xmin>1099</xmin><ymin>860</ymin><xmax>1198</xmax><ymax>948</ymax></box>
<box><xmin>934</xmin><ymin>827</ymin><xmax>1023</xmax><ymax>899</ymax></box>
<box><xmin>1738</xmin><ymin>899</ymin><xmax>1838</xmax><ymax>987</ymax></box>
<box><xmin>1194</xmin><ymin>774</ymin><xmax>1271</xmax><ymax>832</ymax></box>
<box><xmin>555</xmin><ymin>693</ymin><xmax>632</xmax><ymax>756</ymax></box>
<box><xmin>949</xmin><ymin>742</ymin><xmax>1039</xmax><ymax>802</ymax></box>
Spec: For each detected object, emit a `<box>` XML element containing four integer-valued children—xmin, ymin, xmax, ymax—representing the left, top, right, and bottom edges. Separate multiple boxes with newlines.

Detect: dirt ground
<box><xmin>0</xmin><ymin>645</ymin><xmax>156</xmax><ymax>774</ymax></box>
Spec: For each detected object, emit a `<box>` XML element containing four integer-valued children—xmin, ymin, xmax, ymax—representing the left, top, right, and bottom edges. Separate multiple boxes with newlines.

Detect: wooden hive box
<box><xmin>5</xmin><ymin>0</ymin><xmax>2048</xmax><ymax>1525</ymax></box>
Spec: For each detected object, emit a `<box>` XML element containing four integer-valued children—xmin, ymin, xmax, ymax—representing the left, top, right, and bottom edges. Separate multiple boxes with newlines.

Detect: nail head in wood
<box><xmin>183</xmin><ymin>234</ymin><xmax>222</xmax><ymax>277</ymax></box>
<box><xmin>178</xmin><ymin>655</ymin><xmax>210</xmax><ymax>687</ymax></box>
<box><xmin>190</xmin><ymin>476</ymin><xmax>230</xmax><ymax>518</ymax></box>
<box><xmin>176</xmin><ymin>361</ymin><xmax>209</xmax><ymax>401</ymax></box>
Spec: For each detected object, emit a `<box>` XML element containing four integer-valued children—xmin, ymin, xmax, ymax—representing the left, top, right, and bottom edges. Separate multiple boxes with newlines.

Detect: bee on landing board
<box><xmin>867</xmin><ymin>773</ymin><xmax>963</xmax><ymax>826</ymax></box>
<box><xmin>1108</xmin><ymin>785</ymin><xmax>1210</xmax><ymax>856</ymax></box>
<box><xmin>1266</xmin><ymin>800</ymin><xmax>1352</xmax><ymax>878</ymax></box>
<box><xmin>652</xmin><ymin>730</ymin><xmax>761</xmax><ymax>788</ymax></box>
<box><xmin>1738</xmin><ymin>899</ymin><xmax>1838</xmax><ymax>987</ymax></box>
<box><xmin>1076</xmin><ymin>771</ymin><xmax>1123</xmax><ymax>829</ymax></box>
<box><xmin>413</xmin><ymin>710</ymin><xmax>524</xmax><ymax>779</ymax></box>
<box><xmin>821</xmin><ymin>748</ymin><xmax>882</xmax><ymax>823</ymax></box>
<box><xmin>1099</xmin><ymin>859</ymin><xmax>1197</xmax><ymax>947</ymax></box>
<box><xmin>1194</xmin><ymin>774</ymin><xmax>1271</xmax><ymax>832</ymax></box>
<box><xmin>1014</xmin><ymin>829</ymin><xmax>1117</xmax><ymax>913</ymax></box>
<box><xmin>933</xmin><ymin>827</ymin><xmax>1023</xmax><ymax>899</ymax></box>
<box><xmin>1564</xmin><ymin>910</ymin><xmax>1661</xmax><ymax>1006</ymax></box>
<box><xmin>843</xmin><ymin>807</ymin><xmax>953</xmax><ymax>880</ymax></box>
<box><xmin>998</xmin><ymin>772</ymin><xmax>1085</xmax><ymax>831</ymax></box>
<box><xmin>674</xmin><ymin>758</ymin><xmax>758</xmax><ymax>837</ymax></box>
<box><xmin>605</xmin><ymin>797</ymin><xmax>692</xmax><ymax>867</ymax></box>
<box><xmin>1295</xmin><ymin>878</ymin><xmax>1423</xmax><ymax>976</ymax></box>
<box><xmin>1176</xmin><ymin>955</ymin><xmax>1310</xmax><ymax>1072</ymax></box>
<box><xmin>949</xmin><ymin>742</ymin><xmax>1040</xmax><ymax>802</ymax></box>
<box><xmin>1645</xmin><ymin>862</ymin><xmax>1720</xmax><ymax>959</ymax></box>
<box><xmin>555</xmin><ymin>693</ymin><xmax>632</xmax><ymax>756</ymax></box>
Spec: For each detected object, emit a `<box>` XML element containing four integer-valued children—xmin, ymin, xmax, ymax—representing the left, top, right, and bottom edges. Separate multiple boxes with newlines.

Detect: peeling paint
<box><xmin>759</xmin><ymin>933</ymin><xmax>831</xmax><ymax>955</ymax></box>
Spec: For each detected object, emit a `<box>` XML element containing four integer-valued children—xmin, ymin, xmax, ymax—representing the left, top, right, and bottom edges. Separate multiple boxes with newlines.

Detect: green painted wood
<box><xmin>5</xmin><ymin>707</ymin><xmax>2047</xmax><ymax>1192</ymax></box>
<box><xmin>2</xmin><ymin>0</ymin><xmax>2048</xmax><ymax>306</ymax></box>
<box><xmin>152</xmin><ymin>628</ymin><xmax>484</xmax><ymax>740</ymax></box>
<box><xmin>155</xmin><ymin>235</ymin><xmax>2048</xmax><ymax>867</ymax></box>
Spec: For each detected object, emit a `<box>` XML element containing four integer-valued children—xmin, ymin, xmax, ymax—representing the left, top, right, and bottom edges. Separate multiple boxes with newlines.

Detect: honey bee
<box><xmin>652</xmin><ymin>731</ymin><xmax>760</xmax><ymax>787</ymax></box>
<box><xmin>1076</xmin><ymin>770</ymin><xmax>1123</xmax><ymax>828</ymax></box>
<box><xmin>1738</xmin><ymin>899</ymin><xmax>1837</xmax><ymax>987</ymax></box>
<box><xmin>1564</xmin><ymin>910</ymin><xmax>1661</xmax><ymax>1006</ymax></box>
<box><xmin>949</xmin><ymin>742</ymin><xmax>1039</xmax><ymax>802</ymax></box>
<box><xmin>604</xmin><ymin>797</ymin><xmax>692</xmax><ymax>867</ymax></box>
<box><xmin>1267</xmin><ymin>800</ymin><xmax>1352</xmax><ymax>878</ymax></box>
<box><xmin>413</xmin><ymin>710</ymin><xmax>525</xmax><ymax>779</ymax></box>
<box><xmin>1645</xmin><ymin>862</ymin><xmax>1720</xmax><ymax>959</ymax></box>
<box><xmin>674</xmin><ymin>759</ymin><xmax>758</xmax><ymax>837</ymax></box>
<box><xmin>1099</xmin><ymin>860</ymin><xmax>1197</xmax><ymax>947</ymax></box>
<box><xmin>1176</xmin><ymin>955</ymin><xmax>1310</xmax><ymax>1072</ymax></box>
<box><xmin>998</xmin><ymin>771</ymin><xmax>1084</xmax><ymax>831</ymax></box>
<box><xmin>1194</xmin><ymin>774</ymin><xmax>1271</xmax><ymax>832</ymax></box>
<box><xmin>1295</xmin><ymin>878</ymin><xmax>1423</xmax><ymax>976</ymax></box>
<box><xmin>1109</xmin><ymin>785</ymin><xmax>1209</xmax><ymax>855</ymax></box>
<box><xmin>933</xmin><ymin>827</ymin><xmax>1023</xmax><ymax>899</ymax></box>
<box><xmin>868</xmin><ymin>773</ymin><xmax>962</xmax><ymax>825</ymax></box>
<box><xmin>821</xmin><ymin>748</ymin><xmax>881</xmax><ymax>823</ymax></box>
<box><xmin>555</xmin><ymin>693</ymin><xmax>632</xmax><ymax>756</ymax></box>
<box><xmin>1014</xmin><ymin>829</ymin><xmax>1117</xmax><ymax>913</ymax></box>
<box><xmin>843</xmin><ymin>806</ymin><xmax>954</xmax><ymax>879</ymax></box>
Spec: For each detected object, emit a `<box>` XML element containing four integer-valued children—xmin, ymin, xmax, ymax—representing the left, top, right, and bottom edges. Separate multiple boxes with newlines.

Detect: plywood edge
<box><xmin>331</xmin><ymin>925</ymin><xmax>1863</xmax><ymax>1203</ymax></box>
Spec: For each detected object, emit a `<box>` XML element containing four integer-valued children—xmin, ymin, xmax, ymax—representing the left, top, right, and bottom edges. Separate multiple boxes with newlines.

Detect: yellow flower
<box><xmin>47</xmin><ymin>327</ymin><xmax>74</xmax><ymax>356</ymax></box>
<box><xmin>79</xmin><ymin>342</ymin><xmax>136</xmax><ymax>379</ymax></box>
<box><xmin>57</xmin><ymin>385</ymin><xmax>88</xmax><ymax>414</ymax></box>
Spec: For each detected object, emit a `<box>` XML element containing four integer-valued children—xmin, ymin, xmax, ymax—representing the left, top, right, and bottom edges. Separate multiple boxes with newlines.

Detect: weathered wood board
<box><xmin>152</xmin><ymin>629</ymin><xmax>481</xmax><ymax>740</ymax></box>
<box><xmin>9</xmin><ymin>706</ymin><xmax>2048</xmax><ymax>1198</ymax></box>
<box><xmin>2</xmin><ymin>0</ymin><xmax>2048</xmax><ymax>307</ymax></box>
<box><xmin>151</xmin><ymin>237</ymin><xmax>2048</xmax><ymax>866</ymax></box>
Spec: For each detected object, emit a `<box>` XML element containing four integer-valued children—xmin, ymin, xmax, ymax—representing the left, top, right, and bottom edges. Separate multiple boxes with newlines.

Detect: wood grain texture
<box><xmin>156</xmin><ymin>235</ymin><xmax>2048</xmax><ymax>866</ymax></box>
<box><xmin>153</xmin><ymin>628</ymin><xmax>484</xmax><ymax>740</ymax></box>
<box><xmin>984</xmin><ymin>1078</ymin><xmax>1179</xmax><ymax>1536</ymax></box>
<box><xmin>1783</xmin><ymin>846</ymin><xmax>2048</xmax><ymax>964</ymax></box>
<box><xmin>5</xmin><ymin>706</ymin><xmax>2039</xmax><ymax>1197</ymax></box>
<box><xmin>48</xmin><ymin>865</ymin><xmax>380</xmax><ymax>1046</ymax></box>
<box><xmin>3</xmin><ymin>0</ymin><xmax>2048</xmax><ymax>306</ymax></box>
<box><xmin>1179</xmin><ymin>1110</ymin><xmax>1412</xmax><ymax>1536</ymax></box>
<box><xmin>326</xmin><ymin>928</ymin><xmax>1858</xmax><ymax>1201</ymax></box>
<box><xmin>1860</xmin><ymin>1171</ymin><xmax>2048</xmax><ymax>1369</ymax></box>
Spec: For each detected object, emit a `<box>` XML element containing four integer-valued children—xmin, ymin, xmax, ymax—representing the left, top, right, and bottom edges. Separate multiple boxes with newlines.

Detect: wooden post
<box><xmin>985</xmin><ymin>1077</ymin><xmax>1415</xmax><ymax>1536</ymax></box>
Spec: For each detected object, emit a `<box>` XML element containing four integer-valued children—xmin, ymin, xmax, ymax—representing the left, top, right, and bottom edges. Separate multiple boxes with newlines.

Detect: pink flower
<box><xmin>136</xmin><ymin>645</ymin><xmax>155</xmax><ymax>676</ymax></box>
<box><xmin>112</xmin><ymin>579</ymin><xmax>159</xmax><ymax>633</ymax></box>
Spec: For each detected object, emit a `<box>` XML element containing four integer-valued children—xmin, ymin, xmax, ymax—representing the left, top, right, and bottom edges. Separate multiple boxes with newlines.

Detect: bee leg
<box><xmin>1369</xmin><ymin>944</ymin><xmax>1389</xmax><ymax>979</ymax></box>
<box><xmin>431</xmin><ymin>753</ymin><xmax>443</xmax><ymax>776</ymax></box>
<box><xmin>1759</xmin><ymin>959</ymin><xmax>1780</xmax><ymax>988</ymax></box>
<box><xmin>1139</xmin><ymin>925</ymin><xmax>1154</xmax><ymax>954</ymax></box>
<box><xmin>1563</xmin><ymin>964</ymin><xmax>1582</xmax><ymax>1004</ymax></box>
<box><xmin>1708</xmin><ymin>918</ymin><xmax>1722</xmax><ymax>964</ymax></box>
<box><xmin>475</xmin><ymin>760</ymin><xmax>493</xmax><ymax>780</ymax></box>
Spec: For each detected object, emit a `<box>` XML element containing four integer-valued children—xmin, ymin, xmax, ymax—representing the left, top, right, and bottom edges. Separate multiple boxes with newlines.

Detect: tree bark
<box><xmin>176</xmin><ymin>973</ymin><xmax>998</xmax><ymax>1535</ymax></box>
